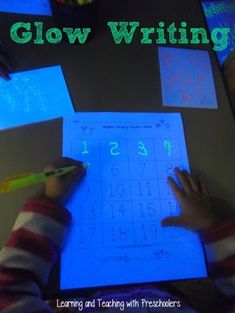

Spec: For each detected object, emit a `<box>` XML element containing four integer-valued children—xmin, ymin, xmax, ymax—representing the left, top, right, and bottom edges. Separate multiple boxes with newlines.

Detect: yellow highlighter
<box><xmin>0</xmin><ymin>164</ymin><xmax>88</xmax><ymax>194</ymax></box>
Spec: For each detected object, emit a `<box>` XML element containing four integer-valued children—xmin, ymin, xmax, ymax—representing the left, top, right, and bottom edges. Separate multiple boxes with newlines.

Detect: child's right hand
<box><xmin>44</xmin><ymin>157</ymin><xmax>86</xmax><ymax>204</ymax></box>
<box><xmin>161</xmin><ymin>168</ymin><xmax>218</xmax><ymax>231</ymax></box>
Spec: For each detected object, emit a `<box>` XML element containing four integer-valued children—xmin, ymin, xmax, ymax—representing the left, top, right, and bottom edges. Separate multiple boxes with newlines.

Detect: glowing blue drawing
<box><xmin>82</xmin><ymin>141</ymin><xmax>89</xmax><ymax>154</ymax></box>
<box><xmin>163</xmin><ymin>140</ymin><xmax>172</xmax><ymax>157</ymax></box>
<box><xmin>61</xmin><ymin>112</ymin><xmax>207</xmax><ymax>290</ymax></box>
<box><xmin>0</xmin><ymin>0</ymin><xmax>52</xmax><ymax>16</ymax></box>
<box><xmin>137</xmin><ymin>141</ymin><xmax>148</xmax><ymax>156</ymax></box>
<box><xmin>0</xmin><ymin>66</ymin><xmax>74</xmax><ymax>130</ymax></box>
<box><xmin>158</xmin><ymin>47</ymin><xmax>218</xmax><ymax>109</ymax></box>
<box><xmin>109</xmin><ymin>142</ymin><xmax>120</xmax><ymax>156</ymax></box>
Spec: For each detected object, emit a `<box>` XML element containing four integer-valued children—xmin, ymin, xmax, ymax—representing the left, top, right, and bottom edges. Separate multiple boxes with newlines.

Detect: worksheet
<box><xmin>0</xmin><ymin>0</ymin><xmax>51</xmax><ymax>15</ymax></box>
<box><xmin>61</xmin><ymin>112</ymin><xmax>207</xmax><ymax>290</ymax></box>
<box><xmin>0</xmin><ymin>66</ymin><xmax>74</xmax><ymax>130</ymax></box>
<box><xmin>159</xmin><ymin>47</ymin><xmax>218</xmax><ymax>109</ymax></box>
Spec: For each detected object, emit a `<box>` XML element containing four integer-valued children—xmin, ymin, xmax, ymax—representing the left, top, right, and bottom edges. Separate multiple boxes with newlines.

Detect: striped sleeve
<box><xmin>199</xmin><ymin>220</ymin><xmax>235</xmax><ymax>310</ymax></box>
<box><xmin>0</xmin><ymin>197</ymin><xmax>72</xmax><ymax>313</ymax></box>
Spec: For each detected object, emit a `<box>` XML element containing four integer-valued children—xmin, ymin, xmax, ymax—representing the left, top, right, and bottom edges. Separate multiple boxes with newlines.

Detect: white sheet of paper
<box><xmin>61</xmin><ymin>112</ymin><xmax>207</xmax><ymax>290</ymax></box>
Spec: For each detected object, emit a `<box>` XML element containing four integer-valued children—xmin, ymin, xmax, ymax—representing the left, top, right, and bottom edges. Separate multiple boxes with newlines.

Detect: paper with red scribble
<box><xmin>158</xmin><ymin>47</ymin><xmax>218</xmax><ymax>109</ymax></box>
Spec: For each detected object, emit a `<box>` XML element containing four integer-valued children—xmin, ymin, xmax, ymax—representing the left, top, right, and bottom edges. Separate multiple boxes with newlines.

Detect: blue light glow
<box><xmin>159</xmin><ymin>47</ymin><xmax>218</xmax><ymax>109</ymax></box>
<box><xmin>0</xmin><ymin>66</ymin><xmax>74</xmax><ymax>130</ymax></box>
<box><xmin>0</xmin><ymin>0</ymin><xmax>52</xmax><ymax>16</ymax></box>
<box><xmin>61</xmin><ymin>112</ymin><xmax>207</xmax><ymax>290</ymax></box>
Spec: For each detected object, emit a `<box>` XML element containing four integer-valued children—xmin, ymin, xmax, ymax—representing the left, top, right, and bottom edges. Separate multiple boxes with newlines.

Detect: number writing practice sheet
<box><xmin>61</xmin><ymin>112</ymin><xmax>207</xmax><ymax>290</ymax></box>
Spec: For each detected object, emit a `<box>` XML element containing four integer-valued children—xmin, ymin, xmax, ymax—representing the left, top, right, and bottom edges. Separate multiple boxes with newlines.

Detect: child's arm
<box><xmin>162</xmin><ymin>168</ymin><xmax>235</xmax><ymax>310</ymax></box>
<box><xmin>0</xmin><ymin>44</ymin><xmax>13</xmax><ymax>80</ymax></box>
<box><xmin>0</xmin><ymin>158</ymin><xmax>85</xmax><ymax>312</ymax></box>
<box><xmin>0</xmin><ymin>197</ymin><xmax>71</xmax><ymax>312</ymax></box>
<box><xmin>199</xmin><ymin>221</ymin><xmax>235</xmax><ymax>299</ymax></box>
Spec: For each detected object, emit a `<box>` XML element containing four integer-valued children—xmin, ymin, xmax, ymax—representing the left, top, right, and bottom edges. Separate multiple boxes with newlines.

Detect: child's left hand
<box><xmin>44</xmin><ymin>157</ymin><xmax>86</xmax><ymax>204</ymax></box>
<box><xmin>161</xmin><ymin>168</ymin><xmax>218</xmax><ymax>231</ymax></box>
<box><xmin>0</xmin><ymin>46</ymin><xmax>13</xmax><ymax>80</ymax></box>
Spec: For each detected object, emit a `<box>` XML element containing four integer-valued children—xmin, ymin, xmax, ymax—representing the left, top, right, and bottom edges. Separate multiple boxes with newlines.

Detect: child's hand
<box><xmin>161</xmin><ymin>168</ymin><xmax>218</xmax><ymax>231</ymax></box>
<box><xmin>44</xmin><ymin>157</ymin><xmax>86</xmax><ymax>204</ymax></box>
<box><xmin>0</xmin><ymin>46</ymin><xmax>13</xmax><ymax>80</ymax></box>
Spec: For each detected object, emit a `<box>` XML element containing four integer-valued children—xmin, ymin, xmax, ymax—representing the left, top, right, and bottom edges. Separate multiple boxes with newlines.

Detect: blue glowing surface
<box><xmin>0</xmin><ymin>0</ymin><xmax>52</xmax><ymax>16</ymax></box>
<box><xmin>0</xmin><ymin>66</ymin><xmax>74</xmax><ymax>130</ymax></box>
<box><xmin>202</xmin><ymin>0</ymin><xmax>235</xmax><ymax>64</ymax></box>
<box><xmin>159</xmin><ymin>47</ymin><xmax>218</xmax><ymax>109</ymax></box>
<box><xmin>61</xmin><ymin>112</ymin><xmax>207</xmax><ymax>290</ymax></box>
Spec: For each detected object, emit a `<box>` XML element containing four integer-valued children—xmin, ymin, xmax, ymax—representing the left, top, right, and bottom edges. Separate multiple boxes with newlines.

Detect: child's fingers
<box><xmin>65</xmin><ymin>164</ymin><xmax>86</xmax><ymax>185</ymax></box>
<box><xmin>44</xmin><ymin>158</ymin><xmax>80</xmax><ymax>172</ymax></box>
<box><xmin>0</xmin><ymin>57</ymin><xmax>13</xmax><ymax>71</ymax></box>
<box><xmin>0</xmin><ymin>45</ymin><xmax>14</xmax><ymax>69</ymax></box>
<box><xmin>44</xmin><ymin>164</ymin><xmax>54</xmax><ymax>173</ymax></box>
<box><xmin>0</xmin><ymin>63</ymin><xmax>11</xmax><ymax>80</ymax></box>
<box><xmin>44</xmin><ymin>158</ymin><xmax>86</xmax><ymax>201</ymax></box>
<box><xmin>174</xmin><ymin>167</ymin><xmax>192</xmax><ymax>194</ymax></box>
<box><xmin>198</xmin><ymin>176</ymin><xmax>208</xmax><ymax>195</ymax></box>
<box><xmin>44</xmin><ymin>157</ymin><xmax>86</xmax><ymax>183</ymax></box>
<box><xmin>183</xmin><ymin>170</ymin><xmax>200</xmax><ymax>193</ymax></box>
<box><xmin>167</xmin><ymin>176</ymin><xmax>184</xmax><ymax>203</ymax></box>
<box><xmin>51</xmin><ymin>157</ymin><xmax>86</xmax><ymax>184</ymax></box>
<box><xmin>51</xmin><ymin>157</ymin><xmax>82</xmax><ymax>169</ymax></box>
<box><xmin>161</xmin><ymin>216</ymin><xmax>184</xmax><ymax>227</ymax></box>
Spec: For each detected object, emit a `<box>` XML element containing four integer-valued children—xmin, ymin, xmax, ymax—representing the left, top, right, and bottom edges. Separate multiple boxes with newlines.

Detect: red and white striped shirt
<box><xmin>0</xmin><ymin>197</ymin><xmax>234</xmax><ymax>312</ymax></box>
